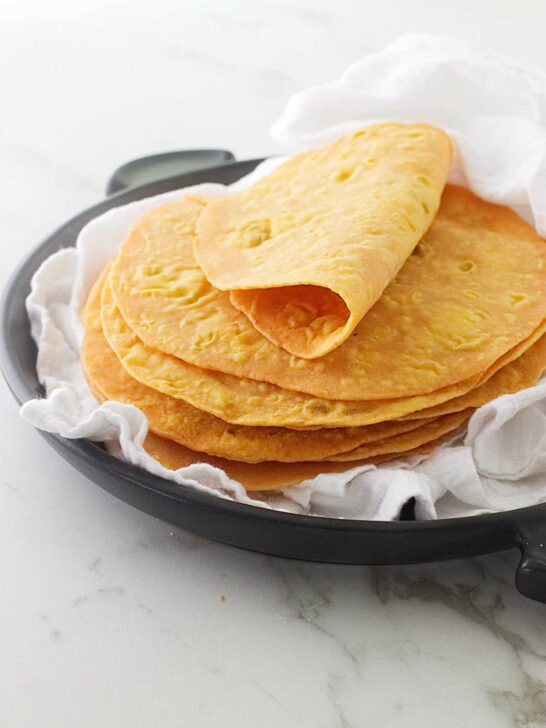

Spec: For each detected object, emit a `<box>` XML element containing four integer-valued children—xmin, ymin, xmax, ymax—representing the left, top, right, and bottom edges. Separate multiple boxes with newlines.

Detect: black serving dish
<box><xmin>105</xmin><ymin>149</ymin><xmax>236</xmax><ymax>194</ymax></box>
<box><xmin>2</xmin><ymin>149</ymin><xmax>546</xmax><ymax>603</ymax></box>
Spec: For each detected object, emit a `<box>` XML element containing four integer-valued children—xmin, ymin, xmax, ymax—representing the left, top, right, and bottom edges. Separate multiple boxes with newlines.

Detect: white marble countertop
<box><xmin>2</xmin><ymin>2</ymin><xmax>546</xmax><ymax>726</ymax></box>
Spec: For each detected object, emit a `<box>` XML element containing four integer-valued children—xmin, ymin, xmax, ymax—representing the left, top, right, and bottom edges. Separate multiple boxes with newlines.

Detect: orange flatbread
<box><xmin>401</xmin><ymin>334</ymin><xmax>546</xmax><ymax>420</ymax></box>
<box><xmin>108</xmin><ymin>186</ymin><xmax>546</xmax><ymax>401</ymax></box>
<box><xmin>194</xmin><ymin>123</ymin><xmax>451</xmax><ymax>358</ymax></box>
<box><xmin>102</xmin><ymin>275</ymin><xmax>546</xmax><ymax>428</ymax></box>
<box><xmin>84</xmin><ymin>275</ymin><xmax>454</xmax><ymax>462</ymax></box>
<box><xmin>327</xmin><ymin>410</ymin><xmax>471</xmax><ymax>460</ymax></box>
<box><xmin>142</xmin><ymin>432</ymin><xmax>440</xmax><ymax>492</ymax></box>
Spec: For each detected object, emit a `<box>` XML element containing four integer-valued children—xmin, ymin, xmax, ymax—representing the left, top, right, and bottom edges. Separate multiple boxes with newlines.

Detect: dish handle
<box><xmin>106</xmin><ymin>149</ymin><xmax>236</xmax><ymax>195</ymax></box>
<box><xmin>515</xmin><ymin>521</ymin><xmax>546</xmax><ymax>603</ymax></box>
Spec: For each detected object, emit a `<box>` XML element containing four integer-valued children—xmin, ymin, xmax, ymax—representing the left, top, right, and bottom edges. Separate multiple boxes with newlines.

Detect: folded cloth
<box><xmin>273</xmin><ymin>34</ymin><xmax>546</xmax><ymax>235</ymax></box>
<box><xmin>20</xmin><ymin>34</ymin><xmax>546</xmax><ymax>520</ymax></box>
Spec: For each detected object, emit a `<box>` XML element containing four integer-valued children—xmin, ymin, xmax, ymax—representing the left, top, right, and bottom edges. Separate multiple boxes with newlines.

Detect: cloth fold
<box><xmin>19</xmin><ymin>34</ymin><xmax>546</xmax><ymax>520</ymax></box>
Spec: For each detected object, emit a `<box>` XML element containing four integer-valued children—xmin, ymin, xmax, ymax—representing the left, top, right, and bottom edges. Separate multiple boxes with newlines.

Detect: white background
<box><xmin>2</xmin><ymin>1</ymin><xmax>546</xmax><ymax>726</ymax></box>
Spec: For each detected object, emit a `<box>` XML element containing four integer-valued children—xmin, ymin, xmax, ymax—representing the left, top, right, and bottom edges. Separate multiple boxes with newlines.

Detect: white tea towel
<box><xmin>20</xmin><ymin>35</ymin><xmax>546</xmax><ymax>520</ymax></box>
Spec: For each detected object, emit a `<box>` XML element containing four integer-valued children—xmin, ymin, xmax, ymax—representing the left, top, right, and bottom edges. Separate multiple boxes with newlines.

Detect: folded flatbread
<box><xmin>194</xmin><ymin>123</ymin><xmax>452</xmax><ymax>358</ymax></box>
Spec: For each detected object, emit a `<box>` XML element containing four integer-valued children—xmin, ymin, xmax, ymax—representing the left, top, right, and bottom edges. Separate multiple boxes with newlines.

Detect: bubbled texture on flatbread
<box><xmin>194</xmin><ymin>123</ymin><xmax>452</xmax><ymax>358</ymax></box>
<box><xmin>400</xmin><ymin>334</ymin><xmax>546</xmax><ymax>420</ymax></box>
<box><xmin>108</xmin><ymin>186</ymin><xmax>546</xmax><ymax>401</ymax></box>
<box><xmin>78</xmin><ymin>127</ymin><xmax>546</xmax><ymax>491</ymax></box>
<box><xmin>102</xmin><ymin>273</ymin><xmax>546</xmax><ymax>428</ymax></box>
<box><xmin>84</xmin><ymin>275</ymin><xmax>464</xmax><ymax>462</ymax></box>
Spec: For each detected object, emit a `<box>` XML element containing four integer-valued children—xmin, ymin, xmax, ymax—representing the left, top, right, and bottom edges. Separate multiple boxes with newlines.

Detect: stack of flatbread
<box><xmin>81</xmin><ymin>123</ymin><xmax>546</xmax><ymax>492</ymax></box>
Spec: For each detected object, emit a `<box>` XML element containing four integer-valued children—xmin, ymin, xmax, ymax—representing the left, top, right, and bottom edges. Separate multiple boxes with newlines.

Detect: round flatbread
<box><xmin>109</xmin><ymin>185</ymin><xmax>546</xmax><ymax>400</ymax></box>
<box><xmin>84</xmin><ymin>276</ymin><xmax>454</xmax><ymax>462</ymax></box>
<box><xmin>194</xmin><ymin>123</ymin><xmax>451</xmax><ymax>358</ymax></box>
<box><xmin>142</xmin><ymin>432</ymin><xmax>440</xmax><ymax>492</ymax></box>
<box><xmin>326</xmin><ymin>410</ymin><xmax>471</xmax><ymax>461</ymax></box>
<box><xmin>102</xmin><ymin>276</ymin><xmax>546</xmax><ymax>428</ymax></box>
<box><xmin>401</xmin><ymin>334</ymin><xmax>546</xmax><ymax>420</ymax></box>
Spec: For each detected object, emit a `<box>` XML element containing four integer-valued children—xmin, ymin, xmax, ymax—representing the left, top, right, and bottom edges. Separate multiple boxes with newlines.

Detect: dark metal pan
<box><xmin>2</xmin><ymin>150</ymin><xmax>546</xmax><ymax>603</ymax></box>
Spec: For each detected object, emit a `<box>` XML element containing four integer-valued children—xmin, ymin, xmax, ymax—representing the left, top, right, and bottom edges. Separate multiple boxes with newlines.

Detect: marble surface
<box><xmin>2</xmin><ymin>1</ymin><xmax>546</xmax><ymax>726</ymax></box>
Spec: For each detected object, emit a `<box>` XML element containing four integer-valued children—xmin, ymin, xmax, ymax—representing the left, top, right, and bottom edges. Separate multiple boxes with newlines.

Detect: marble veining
<box><xmin>3</xmin><ymin>1</ymin><xmax>546</xmax><ymax>726</ymax></box>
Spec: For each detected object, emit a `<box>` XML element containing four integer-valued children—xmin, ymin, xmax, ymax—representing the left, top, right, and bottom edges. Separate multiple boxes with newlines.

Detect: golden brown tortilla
<box><xmin>84</xmin><ymin>275</ymin><xmax>456</xmax><ymax>462</ymax></box>
<box><xmin>142</xmin><ymin>432</ymin><xmax>440</xmax><ymax>492</ymax></box>
<box><xmin>400</xmin><ymin>334</ymin><xmax>546</xmax><ymax>420</ymax></box>
<box><xmin>102</xmin><ymin>276</ymin><xmax>546</xmax><ymax>428</ymax></box>
<box><xmin>194</xmin><ymin>123</ymin><xmax>452</xmax><ymax>358</ymax></box>
<box><xmin>108</xmin><ymin>186</ymin><xmax>546</xmax><ymax>401</ymax></box>
<box><xmin>326</xmin><ymin>410</ymin><xmax>472</xmax><ymax>460</ymax></box>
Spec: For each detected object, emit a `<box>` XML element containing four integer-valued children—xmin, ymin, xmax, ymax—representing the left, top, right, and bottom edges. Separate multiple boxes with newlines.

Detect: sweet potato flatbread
<box><xmin>108</xmin><ymin>186</ymin><xmax>546</xmax><ymax>400</ymax></box>
<box><xmin>142</xmin><ymin>432</ymin><xmax>439</xmax><ymax>492</ymax></box>
<box><xmin>326</xmin><ymin>410</ymin><xmax>471</xmax><ymax>461</ymax></box>
<box><xmin>194</xmin><ymin>123</ymin><xmax>451</xmax><ymax>358</ymax></box>
<box><xmin>102</xmin><ymin>276</ymin><xmax>546</xmax><ymax>428</ymax></box>
<box><xmin>401</xmin><ymin>334</ymin><xmax>546</xmax><ymax>420</ymax></box>
<box><xmin>84</xmin><ymin>276</ymin><xmax>453</xmax><ymax>462</ymax></box>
